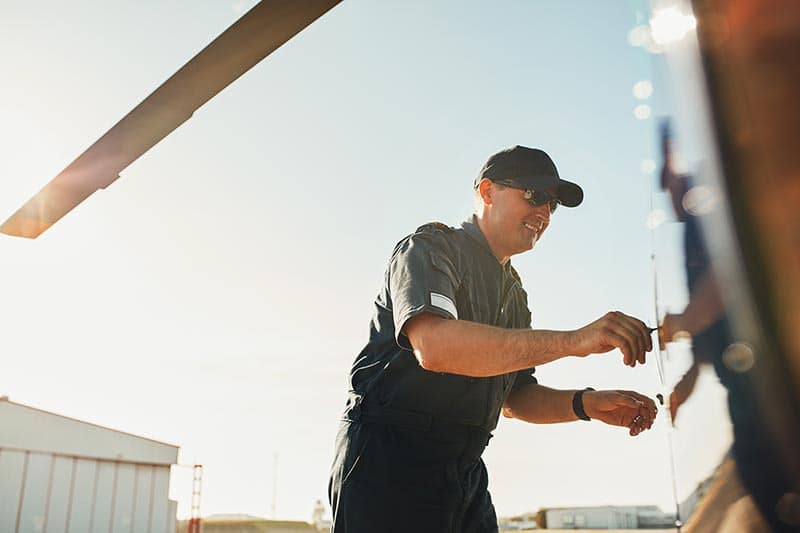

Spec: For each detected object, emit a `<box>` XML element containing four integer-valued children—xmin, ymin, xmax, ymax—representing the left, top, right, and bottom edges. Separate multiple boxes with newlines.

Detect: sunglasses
<box><xmin>496</xmin><ymin>180</ymin><xmax>560</xmax><ymax>213</ymax></box>
<box><xmin>523</xmin><ymin>189</ymin><xmax>560</xmax><ymax>213</ymax></box>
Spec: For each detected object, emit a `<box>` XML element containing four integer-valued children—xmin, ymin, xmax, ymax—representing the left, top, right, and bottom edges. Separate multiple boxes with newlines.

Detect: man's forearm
<box><xmin>682</xmin><ymin>271</ymin><xmax>724</xmax><ymax>333</ymax></box>
<box><xmin>504</xmin><ymin>384</ymin><xmax>658</xmax><ymax>435</ymax></box>
<box><xmin>407</xmin><ymin>315</ymin><xmax>575</xmax><ymax>377</ymax></box>
<box><xmin>406</xmin><ymin>310</ymin><xmax>652</xmax><ymax>376</ymax></box>
<box><xmin>503</xmin><ymin>384</ymin><xmax>579</xmax><ymax>423</ymax></box>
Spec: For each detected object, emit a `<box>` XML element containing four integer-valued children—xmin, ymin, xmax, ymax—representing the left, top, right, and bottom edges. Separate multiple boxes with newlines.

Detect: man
<box><xmin>329</xmin><ymin>146</ymin><xmax>657</xmax><ymax>533</ymax></box>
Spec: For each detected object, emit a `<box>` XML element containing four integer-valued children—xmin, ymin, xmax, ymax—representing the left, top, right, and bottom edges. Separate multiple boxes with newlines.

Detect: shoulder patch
<box><xmin>430</xmin><ymin>292</ymin><xmax>458</xmax><ymax>319</ymax></box>
<box><xmin>415</xmin><ymin>221</ymin><xmax>454</xmax><ymax>234</ymax></box>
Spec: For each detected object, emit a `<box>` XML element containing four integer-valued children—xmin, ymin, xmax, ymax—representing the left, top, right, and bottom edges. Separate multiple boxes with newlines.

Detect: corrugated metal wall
<box><xmin>545</xmin><ymin>506</ymin><xmax>641</xmax><ymax>529</ymax></box>
<box><xmin>0</xmin><ymin>448</ymin><xmax>176</xmax><ymax>533</ymax></box>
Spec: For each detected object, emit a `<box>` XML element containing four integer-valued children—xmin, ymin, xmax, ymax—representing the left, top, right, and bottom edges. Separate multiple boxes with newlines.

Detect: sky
<box><xmin>1</xmin><ymin>0</ymin><xmax>731</xmax><ymax>522</ymax></box>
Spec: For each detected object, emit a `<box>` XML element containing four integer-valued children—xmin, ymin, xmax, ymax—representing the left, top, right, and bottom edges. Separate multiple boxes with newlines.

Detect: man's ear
<box><xmin>478</xmin><ymin>179</ymin><xmax>494</xmax><ymax>205</ymax></box>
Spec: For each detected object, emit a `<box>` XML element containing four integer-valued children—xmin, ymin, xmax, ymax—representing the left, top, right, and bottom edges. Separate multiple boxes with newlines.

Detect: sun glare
<box><xmin>649</xmin><ymin>6</ymin><xmax>697</xmax><ymax>46</ymax></box>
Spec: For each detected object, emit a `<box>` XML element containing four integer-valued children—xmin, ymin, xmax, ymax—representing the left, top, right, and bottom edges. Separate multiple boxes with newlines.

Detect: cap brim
<box><xmin>557</xmin><ymin>180</ymin><xmax>583</xmax><ymax>207</ymax></box>
<box><xmin>515</xmin><ymin>176</ymin><xmax>584</xmax><ymax>207</ymax></box>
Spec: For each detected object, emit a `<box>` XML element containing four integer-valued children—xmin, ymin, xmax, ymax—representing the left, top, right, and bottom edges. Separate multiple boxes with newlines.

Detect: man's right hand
<box><xmin>571</xmin><ymin>311</ymin><xmax>653</xmax><ymax>367</ymax></box>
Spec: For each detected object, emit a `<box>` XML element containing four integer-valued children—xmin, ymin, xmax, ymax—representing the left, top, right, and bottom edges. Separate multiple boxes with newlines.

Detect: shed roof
<box><xmin>0</xmin><ymin>397</ymin><xmax>178</xmax><ymax>465</ymax></box>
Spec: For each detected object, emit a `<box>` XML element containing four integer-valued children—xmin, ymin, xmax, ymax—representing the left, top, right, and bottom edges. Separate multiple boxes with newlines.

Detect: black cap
<box><xmin>474</xmin><ymin>145</ymin><xmax>584</xmax><ymax>207</ymax></box>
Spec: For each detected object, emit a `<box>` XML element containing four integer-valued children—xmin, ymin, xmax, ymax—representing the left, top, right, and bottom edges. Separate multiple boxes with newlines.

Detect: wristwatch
<box><xmin>573</xmin><ymin>387</ymin><xmax>596</xmax><ymax>421</ymax></box>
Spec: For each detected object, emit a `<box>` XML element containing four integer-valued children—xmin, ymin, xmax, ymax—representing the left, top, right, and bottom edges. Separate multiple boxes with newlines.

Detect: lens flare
<box><xmin>722</xmin><ymin>342</ymin><xmax>756</xmax><ymax>373</ymax></box>
<box><xmin>641</xmin><ymin>159</ymin><xmax>657</xmax><ymax>174</ymax></box>
<box><xmin>628</xmin><ymin>25</ymin><xmax>650</xmax><ymax>47</ymax></box>
<box><xmin>634</xmin><ymin>104</ymin><xmax>652</xmax><ymax>120</ymax></box>
<box><xmin>649</xmin><ymin>6</ymin><xmax>697</xmax><ymax>45</ymax></box>
<box><xmin>633</xmin><ymin>80</ymin><xmax>654</xmax><ymax>99</ymax></box>
<box><xmin>646</xmin><ymin>208</ymin><xmax>667</xmax><ymax>229</ymax></box>
<box><xmin>681</xmin><ymin>185</ymin><xmax>718</xmax><ymax>216</ymax></box>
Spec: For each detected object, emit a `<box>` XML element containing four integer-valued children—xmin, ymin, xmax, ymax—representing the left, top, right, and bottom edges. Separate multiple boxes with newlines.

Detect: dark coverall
<box><xmin>329</xmin><ymin>215</ymin><xmax>537</xmax><ymax>533</ymax></box>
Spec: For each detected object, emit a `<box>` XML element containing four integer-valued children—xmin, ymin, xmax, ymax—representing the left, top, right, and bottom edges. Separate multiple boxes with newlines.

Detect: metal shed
<box><xmin>0</xmin><ymin>397</ymin><xmax>178</xmax><ymax>533</ymax></box>
<box><xmin>545</xmin><ymin>505</ymin><xmax>640</xmax><ymax>529</ymax></box>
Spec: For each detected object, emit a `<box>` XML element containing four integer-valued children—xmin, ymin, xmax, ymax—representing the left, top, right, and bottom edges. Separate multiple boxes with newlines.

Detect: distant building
<box><xmin>0</xmin><ymin>396</ymin><xmax>178</xmax><ymax>533</ymax></box>
<box><xmin>499</xmin><ymin>512</ymin><xmax>539</xmax><ymax>530</ymax></box>
<box><xmin>178</xmin><ymin>516</ymin><xmax>317</xmax><ymax>533</ymax></box>
<box><xmin>536</xmin><ymin>504</ymin><xmax>675</xmax><ymax>529</ymax></box>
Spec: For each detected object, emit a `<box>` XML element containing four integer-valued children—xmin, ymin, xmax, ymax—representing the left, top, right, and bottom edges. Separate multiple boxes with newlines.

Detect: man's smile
<box><xmin>523</xmin><ymin>221</ymin><xmax>543</xmax><ymax>239</ymax></box>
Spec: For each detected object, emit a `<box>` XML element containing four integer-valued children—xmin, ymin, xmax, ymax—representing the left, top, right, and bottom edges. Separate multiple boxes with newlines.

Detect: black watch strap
<box><xmin>573</xmin><ymin>387</ymin><xmax>595</xmax><ymax>421</ymax></box>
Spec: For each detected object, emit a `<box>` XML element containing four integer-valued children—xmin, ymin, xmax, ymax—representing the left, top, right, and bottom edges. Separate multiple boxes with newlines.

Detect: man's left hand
<box><xmin>583</xmin><ymin>390</ymin><xmax>658</xmax><ymax>436</ymax></box>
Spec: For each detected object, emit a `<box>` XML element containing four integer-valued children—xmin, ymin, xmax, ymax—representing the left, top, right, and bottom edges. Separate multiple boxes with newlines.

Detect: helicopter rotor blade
<box><xmin>1</xmin><ymin>0</ymin><xmax>341</xmax><ymax>239</ymax></box>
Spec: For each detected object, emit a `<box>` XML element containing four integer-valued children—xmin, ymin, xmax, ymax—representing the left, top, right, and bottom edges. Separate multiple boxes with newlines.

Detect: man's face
<box><xmin>482</xmin><ymin>181</ymin><xmax>554</xmax><ymax>260</ymax></box>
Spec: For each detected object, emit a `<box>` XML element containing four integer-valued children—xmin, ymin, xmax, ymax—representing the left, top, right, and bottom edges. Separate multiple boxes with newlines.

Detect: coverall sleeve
<box><xmin>389</xmin><ymin>233</ymin><xmax>460</xmax><ymax>350</ymax></box>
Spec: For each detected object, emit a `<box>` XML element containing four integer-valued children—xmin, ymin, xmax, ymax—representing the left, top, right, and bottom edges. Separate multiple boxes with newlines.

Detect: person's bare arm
<box><xmin>669</xmin><ymin>362</ymin><xmax>700</xmax><ymax>422</ymax></box>
<box><xmin>502</xmin><ymin>384</ymin><xmax>579</xmax><ymax>423</ymax></box>
<box><xmin>660</xmin><ymin>270</ymin><xmax>724</xmax><ymax>347</ymax></box>
<box><xmin>683</xmin><ymin>270</ymin><xmax>724</xmax><ymax>330</ymax></box>
<box><xmin>503</xmin><ymin>384</ymin><xmax>658</xmax><ymax>436</ymax></box>
<box><xmin>404</xmin><ymin>310</ymin><xmax>653</xmax><ymax>378</ymax></box>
